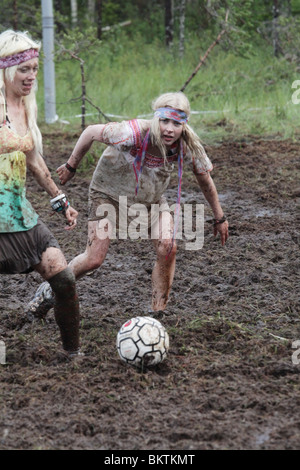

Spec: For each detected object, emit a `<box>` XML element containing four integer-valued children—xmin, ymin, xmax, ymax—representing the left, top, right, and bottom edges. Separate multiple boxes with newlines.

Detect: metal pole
<box><xmin>41</xmin><ymin>0</ymin><xmax>57</xmax><ymax>123</ymax></box>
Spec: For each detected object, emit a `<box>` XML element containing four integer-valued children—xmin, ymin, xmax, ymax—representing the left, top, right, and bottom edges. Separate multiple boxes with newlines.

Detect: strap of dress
<box><xmin>0</xmin><ymin>98</ymin><xmax>6</xmax><ymax>126</ymax></box>
<box><xmin>4</xmin><ymin>101</ymin><xmax>10</xmax><ymax>125</ymax></box>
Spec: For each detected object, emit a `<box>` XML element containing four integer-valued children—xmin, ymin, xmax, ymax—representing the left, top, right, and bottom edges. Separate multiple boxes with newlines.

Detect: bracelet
<box><xmin>50</xmin><ymin>193</ymin><xmax>70</xmax><ymax>213</ymax></box>
<box><xmin>65</xmin><ymin>162</ymin><xmax>76</xmax><ymax>173</ymax></box>
<box><xmin>213</xmin><ymin>215</ymin><xmax>227</xmax><ymax>226</ymax></box>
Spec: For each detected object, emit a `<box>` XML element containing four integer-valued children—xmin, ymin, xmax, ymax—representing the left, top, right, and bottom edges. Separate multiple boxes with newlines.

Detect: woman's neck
<box><xmin>5</xmin><ymin>91</ymin><xmax>24</xmax><ymax>110</ymax></box>
<box><xmin>4</xmin><ymin>90</ymin><xmax>28</xmax><ymax>136</ymax></box>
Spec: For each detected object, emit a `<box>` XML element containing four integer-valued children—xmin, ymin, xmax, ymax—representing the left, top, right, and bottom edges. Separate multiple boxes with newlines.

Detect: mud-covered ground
<box><xmin>0</xmin><ymin>131</ymin><xmax>300</xmax><ymax>451</ymax></box>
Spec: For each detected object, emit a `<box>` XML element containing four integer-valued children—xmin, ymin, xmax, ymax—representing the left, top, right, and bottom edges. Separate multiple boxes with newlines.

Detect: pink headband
<box><xmin>0</xmin><ymin>48</ymin><xmax>39</xmax><ymax>69</ymax></box>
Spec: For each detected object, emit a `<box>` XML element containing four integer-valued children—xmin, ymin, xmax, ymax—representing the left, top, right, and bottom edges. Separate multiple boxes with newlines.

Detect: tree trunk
<box><xmin>13</xmin><ymin>0</ymin><xmax>18</xmax><ymax>31</ymax></box>
<box><xmin>96</xmin><ymin>0</ymin><xmax>102</xmax><ymax>40</ymax></box>
<box><xmin>87</xmin><ymin>0</ymin><xmax>96</xmax><ymax>22</ymax></box>
<box><xmin>165</xmin><ymin>0</ymin><xmax>174</xmax><ymax>49</ymax></box>
<box><xmin>272</xmin><ymin>0</ymin><xmax>281</xmax><ymax>57</ymax></box>
<box><xmin>179</xmin><ymin>0</ymin><xmax>186</xmax><ymax>58</ymax></box>
<box><xmin>54</xmin><ymin>0</ymin><xmax>66</xmax><ymax>33</ymax></box>
<box><xmin>54</xmin><ymin>0</ymin><xmax>62</xmax><ymax>12</ymax></box>
<box><xmin>70</xmin><ymin>0</ymin><xmax>78</xmax><ymax>27</ymax></box>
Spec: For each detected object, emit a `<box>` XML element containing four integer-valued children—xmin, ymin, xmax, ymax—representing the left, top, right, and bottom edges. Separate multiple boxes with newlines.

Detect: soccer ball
<box><xmin>117</xmin><ymin>316</ymin><xmax>169</xmax><ymax>367</ymax></box>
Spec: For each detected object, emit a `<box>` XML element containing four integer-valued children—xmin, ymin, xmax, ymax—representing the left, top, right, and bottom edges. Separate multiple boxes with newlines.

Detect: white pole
<box><xmin>41</xmin><ymin>0</ymin><xmax>57</xmax><ymax>123</ymax></box>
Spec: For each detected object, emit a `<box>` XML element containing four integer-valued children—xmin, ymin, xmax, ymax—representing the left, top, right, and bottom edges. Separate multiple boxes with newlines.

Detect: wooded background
<box><xmin>1</xmin><ymin>0</ymin><xmax>300</xmax><ymax>61</ymax></box>
<box><xmin>1</xmin><ymin>1</ymin><xmax>299</xmax><ymax>140</ymax></box>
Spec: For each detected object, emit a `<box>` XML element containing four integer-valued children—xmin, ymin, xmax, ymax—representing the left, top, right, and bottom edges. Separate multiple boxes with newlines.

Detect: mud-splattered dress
<box><xmin>0</xmin><ymin>109</ymin><xmax>59</xmax><ymax>273</ymax></box>
<box><xmin>88</xmin><ymin>119</ymin><xmax>213</xmax><ymax>234</ymax></box>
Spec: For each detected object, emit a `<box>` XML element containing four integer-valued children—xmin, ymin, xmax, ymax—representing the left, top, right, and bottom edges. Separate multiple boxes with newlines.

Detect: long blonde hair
<box><xmin>0</xmin><ymin>30</ymin><xmax>42</xmax><ymax>155</ymax></box>
<box><xmin>150</xmin><ymin>91</ymin><xmax>207</xmax><ymax>164</ymax></box>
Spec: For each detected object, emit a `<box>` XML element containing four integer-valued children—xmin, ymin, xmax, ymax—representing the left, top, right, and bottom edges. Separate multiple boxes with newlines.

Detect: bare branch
<box><xmin>179</xmin><ymin>10</ymin><xmax>229</xmax><ymax>92</ymax></box>
<box><xmin>85</xmin><ymin>96</ymin><xmax>112</xmax><ymax>122</ymax></box>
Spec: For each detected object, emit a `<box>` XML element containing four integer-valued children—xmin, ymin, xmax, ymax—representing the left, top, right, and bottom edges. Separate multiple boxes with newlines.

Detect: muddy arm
<box><xmin>68</xmin><ymin>124</ymin><xmax>106</xmax><ymax>168</ymax></box>
<box><xmin>56</xmin><ymin>124</ymin><xmax>106</xmax><ymax>185</ymax></box>
<box><xmin>195</xmin><ymin>172</ymin><xmax>229</xmax><ymax>246</ymax></box>
<box><xmin>26</xmin><ymin>148</ymin><xmax>62</xmax><ymax>198</ymax></box>
<box><xmin>26</xmin><ymin>149</ymin><xmax>78</xmax><ymax>230</ymax></box>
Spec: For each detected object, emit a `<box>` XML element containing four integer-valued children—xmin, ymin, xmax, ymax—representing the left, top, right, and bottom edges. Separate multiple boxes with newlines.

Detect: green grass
<box><xmin>36</xmin><ymin>35</ymin><xmax>300</xmax><ymax>143</ymax></box>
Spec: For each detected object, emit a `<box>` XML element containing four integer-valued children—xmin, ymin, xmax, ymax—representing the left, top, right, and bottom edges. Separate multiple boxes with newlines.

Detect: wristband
<box><xmin>65</xmin><ymin>162</ymin><xmax>76</xmax><ymax>173</ymax></box>
<box><xmin>213</xmin><ymin>215</ymin><xmax>227</xmax><ymax>226</ymax></box>
<box><xmin>50</xmin><ymin>193</ymin><xmax>70</xmax><ymax>213</ymax></box>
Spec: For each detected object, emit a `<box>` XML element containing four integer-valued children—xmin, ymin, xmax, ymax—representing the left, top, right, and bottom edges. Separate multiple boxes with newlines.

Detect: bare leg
<box><xmin>26</xmin><ymin>220</ymin><xmax>112</xmax><ymax>319</ymax></box>
<box><xmin>68</xmin><ymin>219</ymin><xmax>111</xmax><ymax>279</ymax></box>
<box><xmin>151</xmin><ymin>212</ymin><xmax>177</xmax><ymax>311</ymax></box>
<box><xmin>34</xmin><ymin>246</ymin><xmax>68</xmax><ymax>280</ymax></box>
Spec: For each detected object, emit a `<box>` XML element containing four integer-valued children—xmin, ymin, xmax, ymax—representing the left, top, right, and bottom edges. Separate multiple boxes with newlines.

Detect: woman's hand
<box><xmin>64</xmin><ymin>205</ymin><xmax>78</xmax><ymax>231</ymax></box>
<box><xmin>213</xmin><ymin>220</ymin><xmax>229</xmax><ymax>246</ymax></box>
<box><xmin>57</xmin><ymin>164</ymin><xmax>76</xmax><ymax>185</ymax></box>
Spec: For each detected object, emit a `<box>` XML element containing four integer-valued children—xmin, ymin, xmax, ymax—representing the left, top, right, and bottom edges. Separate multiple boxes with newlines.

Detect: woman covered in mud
<box><xmin>0</xmin><ymin>30</ymin><xmax>82</xmax><ymax>358</ymax></box>
<box><xmin>27</xmin><ymin>92</ymin><xmax>228</xmax><ymax>317</ymax></box>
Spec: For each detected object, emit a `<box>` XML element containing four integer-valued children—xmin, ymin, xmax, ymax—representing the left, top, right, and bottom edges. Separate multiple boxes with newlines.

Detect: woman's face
<box><xmin>159</xmin><ymin>118</ymin><xmax>183</xmax><ymax>149</ymax></box>
<box><xmin>8</xmin><ymin>58</ymin><xmax>39</xmax><ymax>97</ymax></box>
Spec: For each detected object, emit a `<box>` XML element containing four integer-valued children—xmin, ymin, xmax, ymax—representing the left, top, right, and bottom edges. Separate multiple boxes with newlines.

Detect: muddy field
<box><xmin>0</xmin><ymin>131</ymin><xmax>299</xmax><ymax>451</ymax></box>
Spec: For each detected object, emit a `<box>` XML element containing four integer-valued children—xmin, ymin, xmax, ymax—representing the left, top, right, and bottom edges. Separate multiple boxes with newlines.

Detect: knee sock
<box><xmin>48</xmin><ymin>267</ymin><xmax>80</xmax><ymax>353</ymax></box>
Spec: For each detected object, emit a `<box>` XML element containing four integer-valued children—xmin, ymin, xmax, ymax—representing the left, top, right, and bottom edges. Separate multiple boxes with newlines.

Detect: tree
<box><xmin>96</xmin><ymin>0</ymin><xmax>102</xmax><ymax>40</ymax></box>
<box><xmin>178</xmin><ymin>0</ymin><xmax>186</xmax><ymax>58</ymax></box>
<box><xmin>56</xmin><ymin>28</ymin><xmax>110</xmax><ymax>130</ymax></box>
<box><xmin>70</xmin><ymin>0</ymin><xmax>78</xmax><ymax>27</ymax></box>
<box><xmin>165</xmin><ymin>0</ymin><xmax>174</xmax><ymax>48</ymax></box>
<box><xmin>87</xmin><ymin>0</ymin><xmax>96</xmax><ymax>22</ymax></box>
<box><xmin>12</xmin><ymin>0</ymin><xmax>18</xmax><ymax>30</ymax></box>
<box><xmin>180</xmin><ymin>9</ymin><xmax>229</xmax><ymax>92</ymax></box>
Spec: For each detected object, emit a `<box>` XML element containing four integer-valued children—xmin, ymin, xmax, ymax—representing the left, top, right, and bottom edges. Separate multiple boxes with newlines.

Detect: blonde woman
<box><xmin>28</xmin><ymin>92</ymin><xmax>228</xmax><ymax>317</ymax></box>
<box><xmin>0</xmin><ymin>30</ymin><xmax>82</xmax><ymax>358</ymax></box>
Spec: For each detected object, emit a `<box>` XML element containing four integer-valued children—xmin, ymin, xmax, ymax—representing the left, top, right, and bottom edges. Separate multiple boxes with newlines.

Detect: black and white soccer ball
<box><xmin>117</xmin><ymin>316</ymin><xmax>169</xmax><ymax>367</ymax></box>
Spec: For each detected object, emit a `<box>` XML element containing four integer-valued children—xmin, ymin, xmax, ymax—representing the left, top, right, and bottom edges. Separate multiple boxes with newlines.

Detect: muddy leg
<box><xmin>48</xmin><ymin>267</ymin><xmax>80</xmax><ymax>353</ymax></box>
<box><xmin>34</xmin><ymin>249</ymin><xmax>80</xmax><ymax>353</ymax></box>
<box><xmin>69</xmin><ymin>219</ymin><xmax>111</xmax><ymax>280</ymax></box>
<box><xmin>27</xmin><ymin>221</ymin><xmax>111</xmax><ymax>320</ymax></box>
<box><xmin>151</xmin><ymin>212</ymin><xmax>176</xmax><ymax>311</ymax></box>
